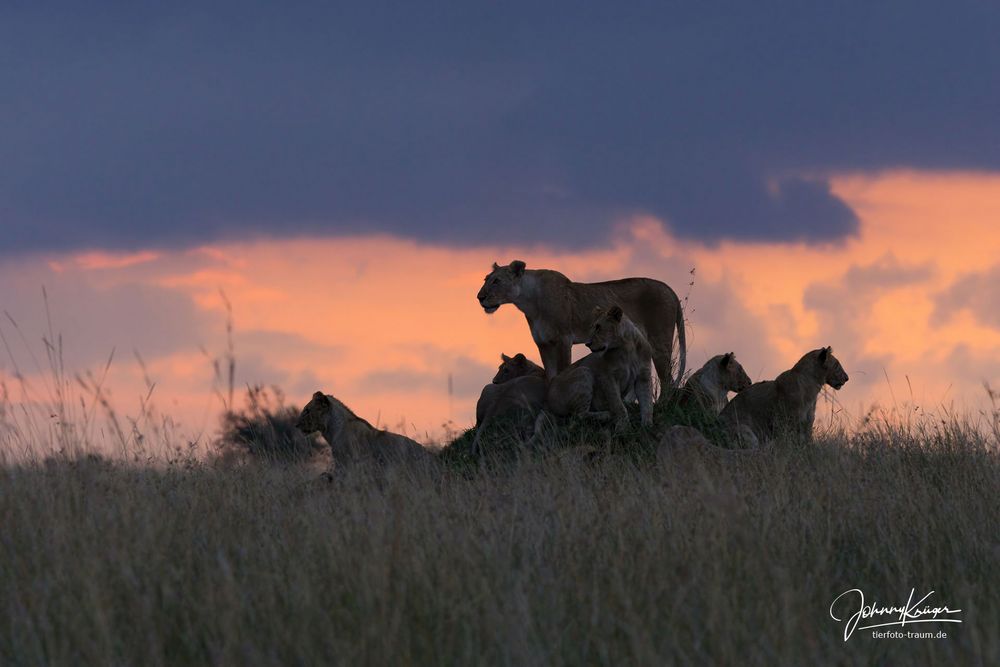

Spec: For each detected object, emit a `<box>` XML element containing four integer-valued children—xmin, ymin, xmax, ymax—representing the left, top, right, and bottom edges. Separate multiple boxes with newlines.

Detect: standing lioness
<box><xmin>477</xmin><ymin>260</ymin><xmax>686</xmax><ymax>390</ymax></box>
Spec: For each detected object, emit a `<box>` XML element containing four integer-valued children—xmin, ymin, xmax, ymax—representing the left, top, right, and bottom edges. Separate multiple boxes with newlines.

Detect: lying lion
<box><xmin>296</xmin><ymin>392</ymin><xmax>432</xmax><ymax>466</ymax></box>
<box><xmin>719</xmin><ymin>347</ymin><xmax>848</xmax><ymax>447</ymax></box>
<box><xmin>472</xmin><ymin>353</ymin><xmax>546</xmax><ymax>456</ymax></box>
<box><xmin>677</xmin><ymin>352</ymin><xmax>753</xmax><ymax>415</ymax></box>
<box><xmin>476</xmin><ymin>260</ymin><xmax>686</xmax><ymax>391</ymax></box>
<box><xmin>543</xmin><ymin>305</ymin><xmax>654</xmax><ymax>427</ymax></box>
<box><xmin>475</xmin><ymin>353</ymin><xmax>545</xmax><ymax>426</ymax></box>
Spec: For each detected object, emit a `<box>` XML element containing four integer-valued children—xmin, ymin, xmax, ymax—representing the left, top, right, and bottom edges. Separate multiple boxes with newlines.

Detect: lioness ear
<box><xmin>818</xmin><ymin>347</ymin><xmax>831</xmax><ymax>363</ymax></box>
<box><xmin>501</xmin><ymin>353</ymin><xmax>511</xmax><ymax>362</ymax></box>
<box><xmin>722</xmin><ymin>352</ymin><xmax>734</xmax><ymax>367</ymax></box>
<box><xmin>312</xmin><ymin>391</ymin><xmax>330</xmax><ymax>405</ymax></box>
<box><xmin>609</xmin><ymin>305</ymin><xmax>623</xmax><ymax>322</ymax></box>
<box><xmin>509</xmin><ymin>260</ymin><xmax>526</xmax><ymax>277</ymax></box>
<box><xmin>514</xmin><ymin>353</ymin><xmax>526</xmax><ymax>362</ymax></box>
<box><xmin>492</xmin><ymin>262</ymin><xmax>500</xmax><ymax>271</ymax></box>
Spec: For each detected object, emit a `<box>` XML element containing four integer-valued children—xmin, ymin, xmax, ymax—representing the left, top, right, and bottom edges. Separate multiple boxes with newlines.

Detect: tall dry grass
<box><xmin>1</xmin><ymin>423</ymin><xmax>998</xmax><ymax>666</ymax></box>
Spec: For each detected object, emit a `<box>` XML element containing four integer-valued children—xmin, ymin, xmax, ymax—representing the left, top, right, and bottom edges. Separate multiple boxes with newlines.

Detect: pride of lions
<box><xmin>295</xmin><ymin>260</ymin><xmax>849</xmax><ymax>466</ymax></box>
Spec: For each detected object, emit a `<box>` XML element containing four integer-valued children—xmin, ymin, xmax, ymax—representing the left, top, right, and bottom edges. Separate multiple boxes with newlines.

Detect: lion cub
<box><xmin>296</xmin><ymin>392</ymin><xmax>431</xmax><ymax>466</ymax></box>
<box><xmin>544</xmin><ymin>305</ymin><xmax>654</xmax><ymax>427</ymax></box>
<box><xmin>678</xmin><ymin>352</ymin><xmax>753</xmax><ymax>415</ymax></box>
<box><xmin>719</xmin><ymin>347</ymin><xmax>848</xmax><ymax>447</ymax></box>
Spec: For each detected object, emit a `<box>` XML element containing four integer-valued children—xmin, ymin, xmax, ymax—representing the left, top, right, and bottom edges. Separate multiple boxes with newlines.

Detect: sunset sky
<box><xmin>2</xmin><ymin>2</ymin><xmax>999</xmax><ymax>445</ymax></box>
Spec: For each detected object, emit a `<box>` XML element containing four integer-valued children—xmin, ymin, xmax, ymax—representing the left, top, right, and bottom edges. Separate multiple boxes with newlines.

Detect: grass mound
<box><xmin>439</xmin><ymin>389</ymin><xmax>733</xmax><ymax>465</ymax></box>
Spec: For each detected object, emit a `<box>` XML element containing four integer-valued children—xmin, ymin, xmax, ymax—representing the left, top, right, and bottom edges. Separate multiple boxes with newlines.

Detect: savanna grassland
<box><xmin>2</xmin><ymin>415</ymin><xmax>998</xmax><ymax>666</ymax></box>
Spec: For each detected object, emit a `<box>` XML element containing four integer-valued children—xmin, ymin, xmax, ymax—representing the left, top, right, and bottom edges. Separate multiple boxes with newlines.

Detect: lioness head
<box><xmin>477</xmin><ymin>260</ymin><xmax>526</xmax><ymax>313</ymax></box>
<box><xmin>296</xmin><ymin>391</ymin><xmax>332</xmax><ymax>434</ymax></box>
<box><xmin>493</xmin><ymin>352</ymin><xmax>543</xmax><ymax>384</ymax></box>
<box><xmin>585</xmin><ymin>305</ymin><xmax>628</xmax><ymax>353</ymax></box>
<box><xmin>718</xmin><ymin>352</ymin><xmax>753</xmax><ymax>392</ymax></box>
<box><xmin>801</xmin><ymin>347</ymin><xmax>849</xmax><ymax>390</ymax></box>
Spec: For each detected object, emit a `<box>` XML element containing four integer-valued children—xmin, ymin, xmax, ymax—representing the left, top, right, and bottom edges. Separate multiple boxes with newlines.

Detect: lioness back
<box><xmin>719</xmin><ymin>380</ymin><xmax>778</xmax><ymax>446</ymax></box>
<box><xmin>375</xmin><ymin>429</ymin><xmax>430</xmax><ymax>463</ymax></box>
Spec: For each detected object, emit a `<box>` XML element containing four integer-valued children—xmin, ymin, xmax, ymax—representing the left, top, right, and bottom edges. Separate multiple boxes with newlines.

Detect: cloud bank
<box><xmin>3</xmin><ymin>2</ymin><xmax>999</xmax><ymax>252</ymax></box>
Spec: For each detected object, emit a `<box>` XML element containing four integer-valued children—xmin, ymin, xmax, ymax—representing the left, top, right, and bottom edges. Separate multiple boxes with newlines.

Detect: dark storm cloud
<box><xmin>2</xmin><ymin>1</ymin><xmax>998</xmax><ymax>252</ymax></box>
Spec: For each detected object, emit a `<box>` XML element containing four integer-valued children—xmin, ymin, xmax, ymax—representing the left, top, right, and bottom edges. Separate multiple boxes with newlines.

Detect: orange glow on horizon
<box><xmin>2</xmin><ymin>169</ymin><xmax>1000</xmax><ymax>447</ymax></box>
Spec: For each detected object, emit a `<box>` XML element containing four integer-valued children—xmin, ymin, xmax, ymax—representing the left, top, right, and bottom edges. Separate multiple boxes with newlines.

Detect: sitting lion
<box><xmin>296</xmin><ymin>392</ymin><xmax>431</xmax><ymax>466</ymax></box>
<box><xmin>476</xmin><ymin>260</ymin><xmax>686</xmax><ymax>391</ymax></box>
<box><xmin>475</xmin><ymin>353</ymin><xmax>546</xmax><ymax>426</ymax></box>
<box><xmin>677</xmin><ymin>352</ymin><xmax>753</xmax><ymax>415</ymax></box>
<box><xmin>719</xmin><ymin>347</ymin><xmax>848</xmax><ymax>447</ymax></box>
<box><xmin>543</xmin><ymin>305</ymin><xmax>654</xmax><ymax>427</ymax></box>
